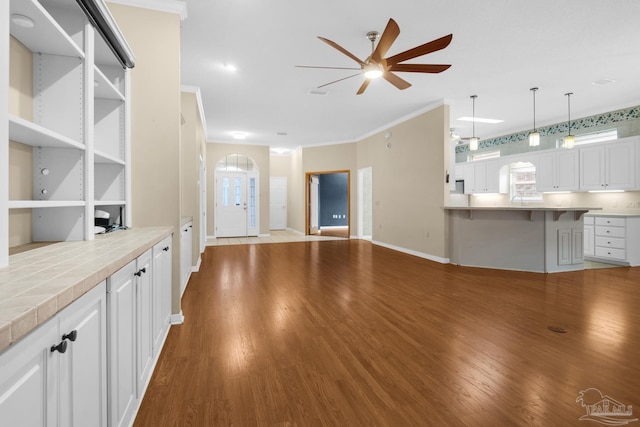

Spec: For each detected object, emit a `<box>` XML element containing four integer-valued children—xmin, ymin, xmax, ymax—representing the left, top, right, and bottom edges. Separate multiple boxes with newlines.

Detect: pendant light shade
<box><xmin>469</xmin><ymin>95</ymin><xmax>479</xmax><ymax>151</ymax></box>
<box><xmin>528</xmin><ymin>87</ymin><xmax>540</xmax><ymax>147</ymax></box>
<box><xmin>563</xmin><ymin>92</ymin><xmax>575</xmax><ymax>149</ymax></box>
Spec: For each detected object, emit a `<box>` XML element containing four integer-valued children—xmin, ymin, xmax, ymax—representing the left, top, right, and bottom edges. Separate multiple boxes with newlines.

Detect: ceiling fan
<box><xmin>296</xmin><ymin>18</ymin><xmax>453</xmax><ymax>95</ymax></box>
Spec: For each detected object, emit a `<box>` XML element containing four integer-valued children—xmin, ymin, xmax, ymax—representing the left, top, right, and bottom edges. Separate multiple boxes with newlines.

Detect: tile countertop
<box><xmin>0</xmin><ymin>227</ymin><xmax>173</xmax><ymax>354</ymax></box>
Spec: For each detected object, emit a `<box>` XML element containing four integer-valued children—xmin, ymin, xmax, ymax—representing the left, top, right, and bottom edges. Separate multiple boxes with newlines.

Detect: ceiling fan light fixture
<box><xmin>363</xmin><ymin>63</ymin><xmax>383</xmax><ymax>79</ymax></box>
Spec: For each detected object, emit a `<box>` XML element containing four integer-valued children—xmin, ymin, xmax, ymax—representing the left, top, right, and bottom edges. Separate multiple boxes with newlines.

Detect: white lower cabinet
<box><xmin>584</xmin><ymin>216</ymin><xmax>595</xmax><ymax>257</ymax></box>
<box><xmin>180</xmin><ymin>221</ymin><xmax>193</xmax><ymax>296</ymax></box>
<box><xmin>0</xmin><ymin>281</ymin><xmax>107</xmax><ymax>427</ymax></box>
<box><xmin>107</xmin><ymin>240</ymin><xmax>172</xmax><ymax>427</ymax></box>
<box><xmin>152</xmin><ymin>236</ymin><xmax>172</xmax><ymax>356</ymax></box>
<box><xmin>584</xmin><ymin>215</ymin><xmax>640</xmax><ymax>266</ymax></box>
<box><xmin>107</xmin><ymin>260</ymin><xmax>138</xmax><ymax>427</ymax></box>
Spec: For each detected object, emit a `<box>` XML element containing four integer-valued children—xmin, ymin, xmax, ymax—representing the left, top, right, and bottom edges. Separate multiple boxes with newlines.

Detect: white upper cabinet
<box><xmin>534</xmin><ymin>149</ymin><xmax>579</xmax><ymax>192</ymax></box>
<box><xmin>580</xmin><ymin>139</ymin><xmax>636</xmax><ymax>191</ymax></box>
<box><xmin>463</xmin><ymin>159</ymin><xmax>500</xmax><ymax>194</ymax></box>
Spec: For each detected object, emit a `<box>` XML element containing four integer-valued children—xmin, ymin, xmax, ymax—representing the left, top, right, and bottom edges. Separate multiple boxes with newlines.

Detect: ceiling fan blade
<box><xmin>356</xmin><ymin>79</ymin><xmax>371</xmax><ymax>95</ymax></box>
<box><xmin>388</xmin><ymin>64</ymin><xmax>451</xmax><ymax>73</ymax></box>
<box><xmin>318</xmin><ymin>37</ymin><xmax>366</xmax><ymax>65</ymax></box>
<box><xmin>371</xmin><ymin>18</ymin><xmax>400</xmax><ymax>63</ymax></box>
<box><xmin>318</xmin><ymin>73</ymin><xmax>362</xmax><ymax>89</ymax></box>
<box><xmin>382</xmin><ymin>71</ymin><xmax>411</xmax><ymax>90</ymax></box>
<box><xmin>295</xmin><ymin>65</ymin><xmax>362</xmax><ymax>70</ymax></box>
<box><xmin>385</xmin><ymin>34</ymin><xmax>453</xmax><ymax>65</ymax></box>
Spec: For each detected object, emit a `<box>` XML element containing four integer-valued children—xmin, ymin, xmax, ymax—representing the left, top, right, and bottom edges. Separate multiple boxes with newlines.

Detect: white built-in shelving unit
<box><xmin>1</xmin><ymin>0</ymin><xmax>134</xmax><ymax>267</ymax></box>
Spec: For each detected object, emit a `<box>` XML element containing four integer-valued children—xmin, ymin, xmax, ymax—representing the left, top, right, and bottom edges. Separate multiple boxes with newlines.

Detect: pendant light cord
<box><xmin>565</xmin><ymin>92</ymin><xmax>573</xmax><ymax>135</ymax></box>
<box><xmin>532</xmin><ymin>88</ymin><xmax>537</xmax><ymax>132</ymax></box>
<box><xmin>471</xmin><ymin>95</ymin><xmax>477</xmax><ymax>138</ymax></box>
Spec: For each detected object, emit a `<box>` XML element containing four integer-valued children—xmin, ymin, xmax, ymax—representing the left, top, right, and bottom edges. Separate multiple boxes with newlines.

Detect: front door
<box><xmin>216</xmin><ymin>172</ymin><xmax>247</xmax><ymax>237</ymax></box>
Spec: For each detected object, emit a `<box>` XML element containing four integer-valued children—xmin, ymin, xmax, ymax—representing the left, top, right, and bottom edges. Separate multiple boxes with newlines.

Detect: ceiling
<box><xmin>174</xmin><ymin>0</ymin><xmax>640</xmax><ymax>151</ymax></box>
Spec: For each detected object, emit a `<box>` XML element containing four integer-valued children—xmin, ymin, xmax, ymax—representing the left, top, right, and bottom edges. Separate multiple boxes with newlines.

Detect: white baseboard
<box><xmin>371</xmin><ymin>240</ymin><xmax>450</xmax><ymax>264</ymax></box>
<box><xmin>286</xmin><ymin>227</ymin><xmax>304</xmax><ymax>235</ymax></box>
<box><xmin>170</xmin><ymin>311</ymin><xmax>184</xmax><ymax>324</ymax></box>
<box><xmin>193</xmin><ymin>255</ymin><xmax>201</xmax><ymax>272</ymax></box>
<box><xmin>181</xmin><ymin>272</ymin><xmax>191</xmax><ymax>298</ymax></box>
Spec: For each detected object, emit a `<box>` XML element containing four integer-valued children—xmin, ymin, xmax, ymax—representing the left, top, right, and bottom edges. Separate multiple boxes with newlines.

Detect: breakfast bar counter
<box><xmin>445</xmin><ymin>206</ymin><xmax>601</xmax><ymax>273</ymax></box>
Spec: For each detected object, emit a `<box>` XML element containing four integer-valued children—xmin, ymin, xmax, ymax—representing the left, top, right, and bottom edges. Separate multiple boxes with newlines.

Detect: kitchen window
<box><xmin>510</xmin><ymin>162</ymin><xmax>542</xmax><ymax>203</ymax></box>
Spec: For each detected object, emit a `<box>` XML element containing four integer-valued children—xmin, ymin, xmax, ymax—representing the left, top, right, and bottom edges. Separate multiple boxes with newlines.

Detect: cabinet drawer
<box><xmin>595</xmin><ymin>217</ymin><xmax>625</xmax><ymax>227</ymax></box>
<box><xmin>584</xmin><ymin>216</ymin><xmax>595</xmax><ymax>225</ymax></box>
<box><xmin>595</xmin><ymin>236</ymin><xmax>625</xmax><ymax>249</ymax></box>
<box><xmin>595</xmin><ymin>246</ymin><xmax>626</xmax><ymax>260</ymax></box>
<box><xmin>594</xmin><ymin>226</ymin><xmax>625</xmax><ymax>238</ymax></box>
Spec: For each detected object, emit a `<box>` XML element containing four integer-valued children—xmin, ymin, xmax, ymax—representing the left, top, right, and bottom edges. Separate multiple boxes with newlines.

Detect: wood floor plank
<box><xmin>134</xmin><ymin>240</ymin><xmax>640</xmax><ymax>426</ymax></box>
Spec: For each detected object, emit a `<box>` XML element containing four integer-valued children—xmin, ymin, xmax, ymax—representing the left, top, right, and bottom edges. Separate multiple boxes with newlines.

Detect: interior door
<box><xmin>216</xmin><ymin>172</ymin><xmax>247</xmax><ymax>237</ymax></box>
<box><xmin>270</xmin><ymin>177</ymin><xmax>287</xmax><ymax>230</ymax></box>
<box><xmin>309</xmin><ymin>175</ymin><xmax>319</xmax><ymax>235</ymax></box>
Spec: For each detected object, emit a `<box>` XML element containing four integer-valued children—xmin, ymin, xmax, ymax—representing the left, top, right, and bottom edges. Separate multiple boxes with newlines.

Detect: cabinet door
<box><xmin>584</xmin><ymin>225</ymin><xmax>595</xmax><ymax>257</ymax></box>
<box><xmin>59</xmin><ymin>282</ymin><xmax>107</xmax><ymax>427</ymax></box>
<box><xmin>463</xmin><ymin>163</ymin><xmax>475</xmax><ymax>194</ymax></box>
<box><xmin>0</xmin><ymin>319</ymin><xmax>58</xmax><ymax>427</ymax></box>
<box><xmin>556</xmin><ymin>150</ymin><xmax>579</xmax><ymax>191</ymax></box>
<box><xmin>572</xmin><ymin>228</ymin><xmax>584</xmax><ymax>264</ymax></box>
<box><xmin>535</xmin><ymin>152</ymin><xmax>556</xmax><ymax>192</ymax></box>
<box><xmin>557</xmin><ymin>229</ymin><xmax>572</xmax><ymax>265</ymax></box>
<box><xmin>152</xmin><ymin>238</ymin><xmax>170</xmax><ymax>356</ymax></box>
<box><xmin>107</xmin><ymin>260</ymin><xmax>137</xmax><ymax>427</ymax></box>
<box><xmin>580</xmin><ymin>146</ymin><xmax>605</xmax><ymax>190</ymax></box>
<box><xmin>484</xmin><ymin>160</ymin><xmax>500</xmax><ymax>193</ymax></box>
<box><xmin>606</xmin><ymin>141</ymin><xmax>635</xmax><ymax>190</ymax></box>
<box><xmin>473</xmin><ymin>162</ymin><xmax>488</xmax><ymax>192</ymax></box>
<box><xmin>136</xmin><ymin>249</ymin><xmax>154</xmax><ymax>398</ymax></box>
<box><xmin>163</xmin><ymin>237</ymin><xmax>173</xmax><ymax>327</ymax></box>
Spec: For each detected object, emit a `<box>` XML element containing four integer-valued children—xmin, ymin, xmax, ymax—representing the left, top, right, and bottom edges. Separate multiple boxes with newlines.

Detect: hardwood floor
<box><xmin>135</xmin><ymin>240</ymin><xmax>640</xmax><ymax>426</ymax></box>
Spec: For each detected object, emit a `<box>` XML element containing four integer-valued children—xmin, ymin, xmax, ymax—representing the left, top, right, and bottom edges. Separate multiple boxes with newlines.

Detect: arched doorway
<box><xmin>214</xmin><ymin>154</ymin><xmax>259</xmax><ymax>237</ymax></box>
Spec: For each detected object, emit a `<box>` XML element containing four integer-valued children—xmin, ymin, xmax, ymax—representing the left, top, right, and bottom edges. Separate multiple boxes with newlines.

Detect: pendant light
<box><xmin>528</xmin><ymin>87</ymin><xmax>540</xmax><ymax>146</ymax></box>
<box><xmin>469</xmin><ymin>95</ymin><xmax>479</xmax><ymax>151</ymax></box>
<box><xmin>563</xmin><ymin>92</ymin><xmax>575</xmax><ymax>149</ymax></box>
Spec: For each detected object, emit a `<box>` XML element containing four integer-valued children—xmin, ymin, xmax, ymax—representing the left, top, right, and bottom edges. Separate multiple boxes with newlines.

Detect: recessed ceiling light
<box><xmin>276</xmin><ymin>131</ymin><xmax>288</xmax><ymax>136</ymax></box>
<box><xmin>270</xmin><ymin>147</ymin><xmax>291</xmax><ymax>155</ymax></box>
<box><xmin>592</xmin><ymin>79</ymin><xmax>616</xmax><ymax>86</ymax></box>
<box><xmin>457</xmin><ymin>116</ymin><xmax>504</xmax><ymax>124</ymax></box>
<box><xmin>220</xmin><ymin>63</ymin><xmax>237</xmax><ymax>72</ymax></box>
<box><xmin>11</xmin><ymin>14</ymin><xmax>35</xmax><ymax>28</ymax></box>
<box><xmin>231</xmin><ymin>131</ymin><xmax>248</xmax><ymax>140</ymax></box>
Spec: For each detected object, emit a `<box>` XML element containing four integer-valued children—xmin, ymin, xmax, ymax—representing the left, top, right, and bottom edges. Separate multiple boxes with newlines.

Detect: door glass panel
<box><xmin>222</xmin><ymin>177</ymin><xmax>229</xmax><ymax>206</ymax></box>
<box><xmin>249</xmin><ymin>177</ymin><xmax>256</xmax><ymax>228</ymax></box>
<box><xmin>234</xmin><ymin>177</ymin><xmax>242</xmax><ymax>206</ymax></box>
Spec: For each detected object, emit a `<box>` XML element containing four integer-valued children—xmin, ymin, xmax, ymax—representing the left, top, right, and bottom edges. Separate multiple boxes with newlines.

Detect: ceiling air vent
<box><xmin>308</xmin><ymin>89</ymin><xmax>329</xmax><ymax>96</ymax></box>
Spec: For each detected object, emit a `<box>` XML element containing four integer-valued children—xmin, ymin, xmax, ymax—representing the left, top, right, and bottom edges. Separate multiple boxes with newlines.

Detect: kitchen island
<box><xmin>445</xmin><ymin>206</ymin><xmax>601</xmax><ymax>273</ymax></box>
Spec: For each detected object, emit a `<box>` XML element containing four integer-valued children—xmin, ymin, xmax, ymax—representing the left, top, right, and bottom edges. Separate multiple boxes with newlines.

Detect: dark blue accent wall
<box><xmin>319</xmin><ymin>173</ymin><xmax>348</xmax><ymax>227</ymax></box>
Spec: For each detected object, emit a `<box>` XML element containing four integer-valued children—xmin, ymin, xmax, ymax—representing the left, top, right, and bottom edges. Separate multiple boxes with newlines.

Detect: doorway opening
<box><xmin>214</xmin><ymin>154</ymin><xmax>259</xmax><ymax>237</ymax></box>
<box><xmin>305</xmin><ymin>171</ymin><xmax>350</xmax><ymax>238</ymax></box>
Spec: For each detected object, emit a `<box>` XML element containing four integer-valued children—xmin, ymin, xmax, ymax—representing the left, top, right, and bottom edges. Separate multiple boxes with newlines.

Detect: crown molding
<box><xmin>181</xmin><ymin>86</ymin><xmax>208</xmax><ymax>141</ymax></box>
